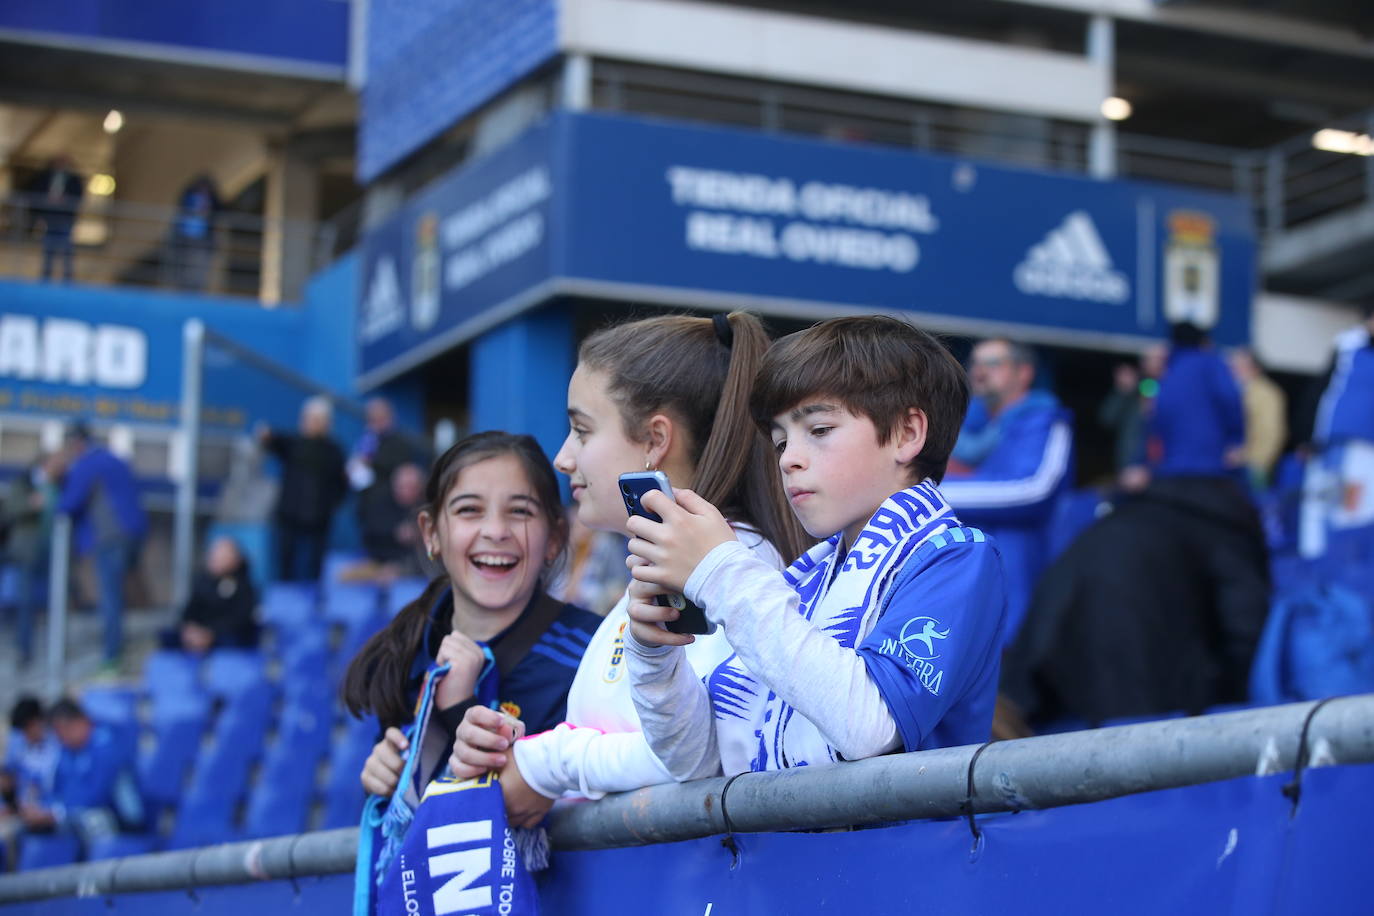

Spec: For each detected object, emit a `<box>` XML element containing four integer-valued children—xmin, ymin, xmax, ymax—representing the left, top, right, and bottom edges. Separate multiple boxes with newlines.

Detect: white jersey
<box><xmin>514</xmin><ymin>524</ymin><xmax>782</xmax><ymax>799</ymax></box>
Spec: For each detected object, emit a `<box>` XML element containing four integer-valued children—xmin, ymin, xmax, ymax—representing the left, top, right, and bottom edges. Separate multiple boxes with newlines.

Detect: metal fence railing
<box><xmin>0</xmin><ymin>695</ymin><xmax>1370</xmax><ymax>903</ymax></box>
<box><xmin>0</xmin><ymin>191</ymin><xmax>332</xmax><ymax>303</ymax></box>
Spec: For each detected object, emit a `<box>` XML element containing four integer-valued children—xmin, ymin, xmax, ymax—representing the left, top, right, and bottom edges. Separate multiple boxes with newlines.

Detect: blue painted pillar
<box><xmin>469</xmin><ymin>305</ymin><xmax>576</xmax><ymax>468</ymax></box>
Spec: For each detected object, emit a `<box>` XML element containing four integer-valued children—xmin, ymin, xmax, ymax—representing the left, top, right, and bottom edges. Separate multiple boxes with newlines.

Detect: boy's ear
<box><xmin>893</xmin><ymin>407</ymin><xmax>928</xmax><ymax>465</ymax></box>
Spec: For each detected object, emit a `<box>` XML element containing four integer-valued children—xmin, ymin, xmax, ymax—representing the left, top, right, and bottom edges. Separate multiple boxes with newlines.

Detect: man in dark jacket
<box><xmin>28</xmin><ymin>156</ymin><xmax>84</xmax><ymax>282</ymax></box>
<box><xmin>349</xmin><ymin>398</ymin><xmax>421</xmax><ymax>563</ymax></box>
<box><xmin>259</xmin><ymin>397</ymin><xmax>347</xmax><ymax>582</ymax></box>
<box><xmin>57</xmin><ymin>426</ymin><xmax>147</xmax><ymax>667</ymax></box>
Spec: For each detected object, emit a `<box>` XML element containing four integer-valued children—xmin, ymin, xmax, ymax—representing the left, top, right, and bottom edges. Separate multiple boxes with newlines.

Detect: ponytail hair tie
<box><xmin>712</xmin><ymin>313</ymin><xmax>734</xmax><ymax>349</ymax></box>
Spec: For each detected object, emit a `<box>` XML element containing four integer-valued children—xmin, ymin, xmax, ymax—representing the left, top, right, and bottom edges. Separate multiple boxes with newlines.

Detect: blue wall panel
<box><xmin>0</xmin><ymin>0</ymin><xmax>346</xmax><ymax>69</ymax></box>
<box><xmin>359</xmin><ymin>0</ymin><xmax>559</xmax><ymax>182</ymax></box>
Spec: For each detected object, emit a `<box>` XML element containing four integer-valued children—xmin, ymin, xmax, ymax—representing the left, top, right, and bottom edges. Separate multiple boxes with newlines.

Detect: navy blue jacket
<box><xmin>58</xmin><ymin>446</ymin><xmax>148</xmax><ymax>554</ymax></box>
<box><xmin>1150</xmin><ymin>347</ymin><xmax>1245</xmax><ymax>477</ymax></box>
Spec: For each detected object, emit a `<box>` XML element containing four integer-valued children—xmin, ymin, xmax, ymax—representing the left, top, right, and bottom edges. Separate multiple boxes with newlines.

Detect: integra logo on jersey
<box><xmin>879</xmin><ymin>616</ymin><xmax>950</xmax><ymax>696</ymax></box>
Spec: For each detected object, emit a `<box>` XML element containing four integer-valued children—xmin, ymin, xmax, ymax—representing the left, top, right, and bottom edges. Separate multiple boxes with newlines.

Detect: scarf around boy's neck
<box><xmin>710</xmin><ymin>480</ymin><xmax>959</xmax><ymax>772</ymax></box>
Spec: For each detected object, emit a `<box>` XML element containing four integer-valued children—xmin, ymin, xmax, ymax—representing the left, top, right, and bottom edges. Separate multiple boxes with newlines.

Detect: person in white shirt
<box><xmin>448</xmin><ymin>312</ymin><xmax>808</xmax><ymax>826</ymax></box>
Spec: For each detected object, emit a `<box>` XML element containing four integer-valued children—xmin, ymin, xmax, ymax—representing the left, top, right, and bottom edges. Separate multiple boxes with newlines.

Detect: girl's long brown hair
<box><xmin>340</xmin><ymin>431</ymin><xmax>568</xmax><ymax>729</ymax></box>
<box><xmin>579</xmin><ymin>311</ymin><xmax>809</xmax><ymax>562</ymax></box>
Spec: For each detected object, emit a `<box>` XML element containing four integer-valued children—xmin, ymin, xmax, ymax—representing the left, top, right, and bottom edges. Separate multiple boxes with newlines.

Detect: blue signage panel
<box><xmin>357</xmin><ymin>112</ymin><xmax>1256</xmax><ymax>384</ymax></box>
<box><xmin>359</xmin><ymin>0</ymin><xmax>559</xmax><ymax>182</ymax></box>
<box><xmin>560</xmin><ymin>112</ymin><xmax>1255</xmax><ymax>348</ymax></box>
<box><xmin>357</xmin><ymin>120</ymin><xmax>558</xmax><ymax>385</ymax></box>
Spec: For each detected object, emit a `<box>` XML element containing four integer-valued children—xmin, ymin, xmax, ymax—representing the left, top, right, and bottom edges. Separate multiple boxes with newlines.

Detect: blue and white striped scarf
<box><xmin>708</xmin><ymin>481</ymin><xmax>958</xmax><ymax>771</ymax></box>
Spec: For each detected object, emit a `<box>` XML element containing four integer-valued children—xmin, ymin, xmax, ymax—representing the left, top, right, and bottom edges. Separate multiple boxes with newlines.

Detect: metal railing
<box><xmin>2</xmin><ymin>695</ymin><xmax>1372</xmax><ymax>902</ymax></box>
<box><xmin>0</xmin><ymin>191</ymin><xmax>332</xmax><ymax>303</ymax></box>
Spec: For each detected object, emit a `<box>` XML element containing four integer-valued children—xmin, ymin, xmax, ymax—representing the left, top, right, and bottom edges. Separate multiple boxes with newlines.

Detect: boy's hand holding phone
<box><xmin>626</xmin><ymin>488</ymin><xmax>736</xmax><ymax>593</ymax></box>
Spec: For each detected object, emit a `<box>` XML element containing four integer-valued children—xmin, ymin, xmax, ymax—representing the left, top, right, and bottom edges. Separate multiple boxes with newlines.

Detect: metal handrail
<box><xmin>2</xmin><ymin>696</ymin><xmax>1372</xmax><ymax>902</ymax></box>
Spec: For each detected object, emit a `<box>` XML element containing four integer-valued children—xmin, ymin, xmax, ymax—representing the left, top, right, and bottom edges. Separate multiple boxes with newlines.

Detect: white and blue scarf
<box><xmin>708</xmin><ymin>481</ymin><xmax>959</xmax><ymax>771</ymax></box>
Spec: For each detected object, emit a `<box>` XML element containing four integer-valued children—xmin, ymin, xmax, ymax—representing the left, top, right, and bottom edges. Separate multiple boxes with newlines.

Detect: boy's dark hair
<box><xmin>48</xmin><ymin>698</ymin><xmax>86</xmax><ymax>722</ymax></box>
<box><xmin>751</xmin><ymin>315</ymin><xmax>970</xmax><ymax>483</ymax></box>
<box><xmin>10</xmin><ymin>696</ymin><xmax>43</xmax><ymax>731</ymax></box>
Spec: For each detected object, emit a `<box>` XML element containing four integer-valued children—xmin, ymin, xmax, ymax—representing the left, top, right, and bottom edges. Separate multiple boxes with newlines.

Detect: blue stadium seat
<box><xmin>142</xmin><ymin>650</ymin><xmax>205</xmax><ymax>705</ymax></box>
<box><xmin>334</xmin><ymin>609</ymin><xmax>389</xmax><ymax>682</ymax></box>
<box><xmin>203</xmin><ymin>649</ymin><xmax>268</xmax><ymax>701</ymax></box>
<box><xmin>139</xmin><ymin>709</ymin><xmax>212</xmax><ymax>814</ymax></box>
<box><xmin>323</xmin><ymin>550</ymin><xmax>365</xmax><ymax>587</ymax></box>
<box><xmin>17</xmin><ymin>833</ymin><xmax>81</xmax><ymax>870</ymax></box>
<box><xmin>322</xmin><ymin>715</ymin><xmax>380</xmax><ymax>829</ymax></box>
<box><xmin>81</xmin><ymin>685</ymin><xmax>140</xmax><ymax>725</ymax></box>
<box><xmin>386</xmin><ymin>577</ymin><xmax>429</xmax><ymax>617</ymax></box>
<box><xmin>87</xmin><ymin>833</ymin><xmax>159</xmax><ymax>861</ymax></box>
<box><xmin>167</xmin><ymin>685</ymin><xmax>274</xmax><ymax>850</ymax></box>
<box><xmin>241</xmin><ymin>697</ymin><xmax>334</xmax><ymax>839</ymax></box>
<box><xmin>261</xmin><ymin>582</ymin><xmax>319</xmax><ymax>632</ymax></box>
<box><xmin>323</xmin><ymin>581</ymin><xmax>381</xmax><ymax>630</ymax></box>
<box><xmin>280</xmin><ymin>622</ymin><xmax>332</xmax><ymax>684</ymax></box>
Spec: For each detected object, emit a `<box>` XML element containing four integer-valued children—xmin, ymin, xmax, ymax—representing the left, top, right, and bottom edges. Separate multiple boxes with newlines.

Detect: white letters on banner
<box><xmin>0</xmin><ymin>315</ymin><xmax>147</xmax><ymax>389</ymax></box>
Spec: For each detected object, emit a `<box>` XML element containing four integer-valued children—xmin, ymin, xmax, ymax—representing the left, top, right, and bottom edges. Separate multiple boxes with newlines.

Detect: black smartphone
<box><xmin>618</xmin><ymin>470</ymin><xmax>717</xmax><ymax>635</ymax></box>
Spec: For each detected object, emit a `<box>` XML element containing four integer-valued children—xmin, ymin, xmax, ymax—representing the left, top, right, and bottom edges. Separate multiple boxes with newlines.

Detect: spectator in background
<box><xmin>349</xmin><ymin>399</ymin><xmax>421</xmax><ymax>562</ymax></box>
<box><xmin>1228</xmin><ymin>347</ymin><xmax>1287</xmax><ymax>491</ymax></box>
<box><xmin>1300</xmin><ymin>306</ymin><xmax>1374</xmax><ymax>557</ymax></box>
<box><xmin>166</xmin><ymin>537</ymin><xmax>259</xmax><ymax>653</ymax></box>
<box><xmin>1097</xmin><ymin>361</ymin><xmax>1146</xmax><ymax>478</ymax></box>
<box><xmin>1011</xmin><ymin>322</ymin><xmax>1271</xmax><ymax>726</ymax></box>
<box><xmin>28</xmin><ymin>155</ymin><xmax>83</xmax><ymax>283</ymax></box>
<box><xmin>19</xmin><ymin>700</ymin><xmax>143</xmax><ymax>853</ymax></box>
<box><xmin>57</xmin><ymin>425</ymin><xmax>147</xmax><ymax>670</ymax></box>
<box><xmin>3</xmin><ymin>455</ymin><xmax>60</xmax><ymax>668</ymax></box>
<box><xmin>3</xmin><ymin>698</ymin><xmax>57</xmax><ymax>821</ymax></box>
<box><xmin>343</xmin><ymin>461</ymin><xmax>426</xmax><ymax>582</ymax></box>
<box><xmin>1143</xmin><ymin>322</ymin><xmax>1245</xmax><ymax>480</ymax></box>
<box><xmin>258</xmin><ymin>397</ymin><xmax>347</xmax><ymax>582</ymax></box>
<box><xmin>171</xmin><ymin>174</ymin><xmax>221</xmax><ymax>291</ymax></box>
<box><xmin>941</xmin><ymin>338</ymin><xmax>1073</xmax><ymax>643</ymax></box>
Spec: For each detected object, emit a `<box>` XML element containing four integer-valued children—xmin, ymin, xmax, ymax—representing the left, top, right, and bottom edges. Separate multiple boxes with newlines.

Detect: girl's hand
<box><xmin>500</xmin><ymin>751</ymin><xmax>555</xmax><ymax>828</ymax></box>
<box><xmin>625</xmin><ymin>571</ymin><xmax>694</xmax><ymax>648</ymax></box>
<box><xmin>449</xmin><ymin>706</ymin><xmax>518</xmax><ymax>777</ymax></box>
<box><xmin>360</xmin><ymin>727</ymin><xmax>409</xmax><ymax>798</ymax></box>
<box><xmin>435</xmin><ymin>632</ymin><xmax>487</xmax><ymax>710</ymax></box>
<box><xmin>626</xmin><ymin>489</ymin><xmax>736</xmax><ymax>593</ymax></box>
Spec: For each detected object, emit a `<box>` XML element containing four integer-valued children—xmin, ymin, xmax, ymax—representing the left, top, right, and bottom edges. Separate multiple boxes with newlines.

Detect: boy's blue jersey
<box><xmin>857</xmin><ymin>530</ymin><xmax>1006</xmax><ymax>752</ymax></box>
<box><xmin>46</xmin><ymin>725</ymin><xmax>140</xmax><ymax>818</ymax></box>
<box><xmin>1151</xmin><ymin>346</ymin><xmax>1245</xmax><ymax>477</ymax></box>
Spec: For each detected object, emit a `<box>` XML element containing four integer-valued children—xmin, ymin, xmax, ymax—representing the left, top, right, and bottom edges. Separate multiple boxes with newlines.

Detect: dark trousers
<box><xmin>94</xmin><ymin>539</ymin><xmax>135</xmax><ymax>663</ymax></box>
<box><xmin>276</xmin><ymin>525</ymin><xmax>327</xmax><ymax>582</ymax></box>
<box><xmin>40</xmin><ymin>231</ymin><xmax>74</xmax><ymax>282</ymax></box>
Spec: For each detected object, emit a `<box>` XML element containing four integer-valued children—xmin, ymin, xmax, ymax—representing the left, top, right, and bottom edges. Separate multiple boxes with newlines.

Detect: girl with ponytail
<box><xmin>341</xmin><ymin>431</ymin><xmax>601</xmax><ymax>801</ymax></box>
<box><xmin>449</xmin><ymin>311</ymin><xmax>806</xmax><ymax>826</ymax></box>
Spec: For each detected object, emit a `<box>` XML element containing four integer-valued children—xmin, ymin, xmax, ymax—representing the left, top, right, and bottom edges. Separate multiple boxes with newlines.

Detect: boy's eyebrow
<box><xmin>790</xmin><ymin>403</ymin><xmax>840</xmax><ymax>421</ymax></box>
<box><xmin>567</xmin><ymin>407</ymin><xmax>590</xmax><ymax>422</ymax></box>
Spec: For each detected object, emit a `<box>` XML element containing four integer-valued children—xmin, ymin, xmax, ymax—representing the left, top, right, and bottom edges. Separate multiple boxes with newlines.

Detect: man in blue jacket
<box><xmin>18</xmin><ymin>699</ymin><xmax>143</xmax><ymax>851</ymax></box>
<box><xmin>941</xmin><ymin>338</ymin><xmax>1073</xmax><ymax>644</ymax></box>
<box><xmin>1147</xmin><ymin>322</ymin><xmax>1246</xmax><ymax>479</ymax></box>
<box><xmin>57</xmin><ymin>425</ymin><xmax>147</xmax><ymax>668</ymax></box>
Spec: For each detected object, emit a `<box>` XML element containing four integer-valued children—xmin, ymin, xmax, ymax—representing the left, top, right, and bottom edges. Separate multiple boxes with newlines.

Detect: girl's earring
<box><xmin>645</xmin><ymin>458</ymin><xmax>652</xmax><ymax>471</ymax></box>
<box><xmin>426</xmin><ymin>544</ymin><xmax>436</xmax><ymax>562</ymax></box>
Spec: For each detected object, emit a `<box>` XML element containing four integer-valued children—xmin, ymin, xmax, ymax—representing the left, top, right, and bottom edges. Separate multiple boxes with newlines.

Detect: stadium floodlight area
<box><xmin>1</xmin><ymin>696</ymin><xmax>1371</xmax><ymax>913</ymax></box>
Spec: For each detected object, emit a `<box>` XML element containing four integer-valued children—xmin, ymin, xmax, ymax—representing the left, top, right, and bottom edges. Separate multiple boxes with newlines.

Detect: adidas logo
<box><xmin>1013</xmin><ymin>210</ymin><xmax>1129</xmax><ymax>305</ymax></box>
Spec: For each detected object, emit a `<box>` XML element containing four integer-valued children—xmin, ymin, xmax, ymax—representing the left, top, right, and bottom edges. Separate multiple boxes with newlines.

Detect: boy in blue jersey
<box><xmin>624</xmin><ymin>316</ymin><xmax>1007</xmax><ymax>776</ymax></box>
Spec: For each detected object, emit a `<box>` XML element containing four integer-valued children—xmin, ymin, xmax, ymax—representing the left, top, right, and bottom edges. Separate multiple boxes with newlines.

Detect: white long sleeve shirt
<box><xmin>513</xmin><ymin>526</ymin><xmax>782</xmax><ymax>799</ymax></box>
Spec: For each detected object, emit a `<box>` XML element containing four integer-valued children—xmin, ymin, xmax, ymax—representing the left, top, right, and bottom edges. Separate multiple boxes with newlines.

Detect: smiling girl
<box><xmin>449</xmin><ymin>312</ymin><xmax>808</xmax><ymax>826</ymax></box>
<box><xmin>342</xmin><ymin>431</ymin><xmax>600</xmax><ymax>800</ymax></box>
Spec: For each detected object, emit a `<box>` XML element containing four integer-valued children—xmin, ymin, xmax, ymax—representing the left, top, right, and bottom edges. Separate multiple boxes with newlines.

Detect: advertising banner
<box><xmin>357</xmin><ymin>112</ymin><xmax>1256</xmax><ymax>385</ymax></box>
